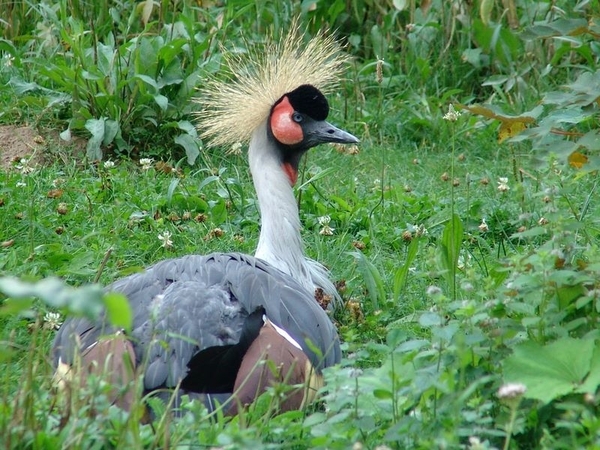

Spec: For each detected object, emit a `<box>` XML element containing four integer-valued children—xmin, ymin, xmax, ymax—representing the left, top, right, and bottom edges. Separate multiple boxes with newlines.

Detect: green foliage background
<box><xmin>1</xmin><ymin>0</ymin><xmax>600</xmax><ymax>448</ymax></box>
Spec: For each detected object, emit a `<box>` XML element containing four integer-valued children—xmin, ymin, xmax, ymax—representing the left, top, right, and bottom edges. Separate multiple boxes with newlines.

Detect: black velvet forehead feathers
<box><xmin>280</xmin><ymin>84</ymin><xmax>330</xmax><ymax>121</ymax></box>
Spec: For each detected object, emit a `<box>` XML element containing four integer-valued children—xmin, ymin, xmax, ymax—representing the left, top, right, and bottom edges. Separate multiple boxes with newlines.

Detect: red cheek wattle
<box><xmin>270</xmin><ymin>96</ymin><xmax>303</xmax><ymax>145</ymax></box>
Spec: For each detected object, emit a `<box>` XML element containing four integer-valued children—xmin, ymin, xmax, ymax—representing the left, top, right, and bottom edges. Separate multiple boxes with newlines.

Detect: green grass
<box><xmin>3</xmin><ymin>131</ymin><xmax>600</xmax><ymax>448</ymax></box>
<box><xmin>2</xmin><ymin>0</ymin><xmax>600</xmax><ymax>448</ymax></box>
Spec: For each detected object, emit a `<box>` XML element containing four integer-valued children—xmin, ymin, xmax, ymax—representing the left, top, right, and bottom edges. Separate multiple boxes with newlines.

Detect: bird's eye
<box><xmin>292</xmin><ymin>112</ymin><xmax>303</xmax><ymax>123</ymax></box>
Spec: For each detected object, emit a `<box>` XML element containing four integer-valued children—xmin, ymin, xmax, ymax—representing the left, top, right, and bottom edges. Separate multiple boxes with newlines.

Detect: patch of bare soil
<box><xmin>0</xmin><ymin>125</ymin><xmax>87</xmax><ymax>170</ymax></box>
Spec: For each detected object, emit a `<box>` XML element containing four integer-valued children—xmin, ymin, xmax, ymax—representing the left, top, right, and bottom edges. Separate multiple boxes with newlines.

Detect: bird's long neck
<box><xmin>249</xmin><ymin>122</ymin><xmax>312</xmax><ymax>291</ymax></box>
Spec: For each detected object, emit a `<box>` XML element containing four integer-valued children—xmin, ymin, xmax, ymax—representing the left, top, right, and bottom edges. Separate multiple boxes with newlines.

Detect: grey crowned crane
<box><xmin>52</xmin><ymin>24</ymin><xmax>358</xmax><ymax>415</ymax></box>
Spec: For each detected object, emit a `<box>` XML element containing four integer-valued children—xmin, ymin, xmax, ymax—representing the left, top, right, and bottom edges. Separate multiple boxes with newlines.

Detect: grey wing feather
<box><xmin>53</xmin><ymin>252</ymin><xmax>340</xmax><ymax>393</ymax></box>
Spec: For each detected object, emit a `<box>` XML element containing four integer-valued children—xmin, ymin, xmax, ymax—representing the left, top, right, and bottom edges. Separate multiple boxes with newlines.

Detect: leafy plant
<box><xmin>7</xmin><ymin>2</ymin><xmax>220</xmax><ymax>162</ymax></box>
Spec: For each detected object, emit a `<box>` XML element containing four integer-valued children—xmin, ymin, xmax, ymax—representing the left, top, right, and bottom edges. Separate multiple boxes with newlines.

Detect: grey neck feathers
<box><xmin>249</xmin><ymin>123</ymin><xmax>338</xmax><ymax>302</ymax></box>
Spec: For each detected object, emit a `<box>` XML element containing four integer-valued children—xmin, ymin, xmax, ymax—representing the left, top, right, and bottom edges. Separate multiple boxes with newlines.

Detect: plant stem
<box><xmin>503</xmin><ymin>405</ymin><xmax>519</xmax><ymax>450</ymax></box>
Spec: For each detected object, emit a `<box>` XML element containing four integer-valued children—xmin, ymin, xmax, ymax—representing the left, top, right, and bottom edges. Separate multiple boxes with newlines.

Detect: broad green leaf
<box><xmin>419</xmin><ymin>312</ymin><xmax>443</xmax><ymax>327</ymax></box>
<box><xmin>504</xmin><ymin>337</ymin><xmax>597</xmax><ymax>404</ymax></box>
<box><xmin>0</xmin><ymin>38</ymin><xmax>18</xmax><ymax>62</ymax></box>
<box><xmin>303</xmin><ymin>412</ymin><xmax>326</xmax><ymax>428</ymax></box>
<box><xmin>135</xmin><ymin>74</ymin><xmax>159</xmax><ymax>90</ymax></box>
<box><xmin>440</xmin><ymin>214</ymin><xmax>463</xmax><ymax>298</ymax></box>
<box><xmin>351</xmin><ymin>251</ymin><xmax>385</xmax><ymax>310</ymax></box>
<box><xmin>521</xmin><ymin>18</ymin><xmax>588</xmax><ymax>40</ymax></box>
<box><xmin>166</xmin><ymin>178</ymin><xmax>180</xmax><ymax>207</ymax></box>
<box><xmin>210</xmin><ymin>198</ymin><xmax>227</xmax><ymax>224</ymax></box>
<box><xmin>59</xmin><ymin>128</ymin><xmax>71</xmax><ymax>141</ymax></box>
<box><xmin>510</xmin><ymin>226</ymin><xmax>547</xmax><ymax>239</ymax></box>
<box><xmin>103</xmin><ymin>292</ymin><xmax>132</xmax><ymax>332</ymax></box>
<box><xmin>370</xmin><ymin>25</ymin><xmax>386</xmax><ymax>60</ymax></box>
<box><xmin>577</xmin><ymin>130</ymin><xmax>600</xmax><ymax>150</ymax></box>
<box><xmin>564</xmin><ymin>71</ymin><xmax>600</xmax><ymax>106</ymax></box>
<box><xmin>393</xmin><ymin>237</ymin><xmax>419</xmax><ymax>300</ymax></box>
<box><xmin>9</xmin><ymin>78</ymin><xmax>43</xmax><ymax>94</ymax></box>
<box><xmin>103</xmin><ymin>119</ymin><xmax>120</xmax><ymax>146</ymax></box>
<box><xmin>373</xmin><ymin>389</ymin><xmax>394</xmax><ymax>399</ymax></box>
<box><xmin>85</xmin><ymin>118</ymin><xmax>105</xmax><ymax>160</ymax></box>
<box><xmin>176</xmin><ymin>120</ymin><xmax>197</xmax><ymax>137</ymax></box>
<box><xmin>198</xmin><ymin>175</ymin><xmax>220</xmax><ymax>191</ymax></box>
<box><xmin>0</xmin><ymin>277</ymin><xmax>106</xmax><ymax>319</ymax></box>
<box><xmin>329</xmin><ymin>195</ymin><xmax>351</xmax><ymax>212</ymax></box>
<box><xmin>174</xmin><ymin>133</ymin><xmax>200</xmax><ymax>165</ymax></box>
<box><xmin>392</xmin><ymin>0</ymin><xmax>407</xmax><ymax>11</ymax></box>
<box><xmin>154</xmin><ymin>94</ymin><xmax>169</xmax><ymax>111</ymax></box>
<box><xmin>0</xmin><ymin>347</ymin><xmax>16</xmax><ymax>363</ymax></box>
<box><xmin>432</xmin><ymin>323</ymin><xmax>459</xmax><ymax>343</ymax></box>
<box><xmin>578</xmin><ymin>347</ymin><xmax>600</xmax><ymax>394</ymax></box>
<box><xmin>96</xmin><ymin>42</ymin><xmax>116</xmax><ymax>76</ymax></box>
<box><xmin>0</xmin><ymin>297</ymin><xmax>34</xmax><ymax>316</ymax></box>
<box><xmin>480</xmin><ymin>0</ymin><xmax>493</xmax><ymax>26</ymax></box>
<box><xmin>462</xmin><ymin>48</ymin><xmax>484</xmax><ymax>68</ymax></box>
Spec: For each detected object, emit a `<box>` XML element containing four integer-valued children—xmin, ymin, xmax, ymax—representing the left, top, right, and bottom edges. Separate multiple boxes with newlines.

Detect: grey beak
<box><xmin>304</xmin><ymin>120</ymin><xmax>360</xmax><ymax>147</ymax></box>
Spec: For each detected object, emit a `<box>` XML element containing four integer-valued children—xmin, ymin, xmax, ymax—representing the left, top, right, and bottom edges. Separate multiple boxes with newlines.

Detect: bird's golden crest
<box><xmin>195</xmin><ymin>20</ymin><xmax>350</xmax><ymax>148</ymax></box>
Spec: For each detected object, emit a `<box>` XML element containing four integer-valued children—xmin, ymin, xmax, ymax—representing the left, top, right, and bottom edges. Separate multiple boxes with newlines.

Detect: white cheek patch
<box><xmin>263</xmin><ymin>315</ymin><xmax>302</xmax><ymax>350</ymax></box>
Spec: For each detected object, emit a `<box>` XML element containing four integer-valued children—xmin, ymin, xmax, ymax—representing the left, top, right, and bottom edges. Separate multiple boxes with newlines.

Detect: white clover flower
<box><xmin>478</xmin><ymin>218</ymin><xmax>489</xmax><ymax>232</ymax></box>
<box><xmin>3</xmin><ymin>54</ymin><xmax>14</xmax><ymax>67</ymax></box>
<box><xmin>158</xmin><ymin>230</ymin><xmax>173</xmax><ymax>249</ymax></box>
<box><xmin>443</xmin><ymin>104</ymin><xmax>461</xmax><ymax>122</ymax></box>
<box><xmin>414</xmin><ymin>223</ymin><xmax>428</xmax><ymax>237</ymax></box>
<box><xmin>139</xmin><ymin>158</ymin><xmax>154</xmax><ymax>171</ymax></box>
<box><xmin>318</xmin><ymin>215</ymin><xmax>331</xmax><ymax>226</ymax></box>
<box><xmin>21</xmin><ymin>166</ymin><xmax>35</xmax><ymax>175</ymax></box>
<box><xmin>348</xmin><ymin>368</ymin><xmax>363</xmax><ymax>378</ymax></box>
<box><xmin>16</xmin><ymin>181</ymin><xmax>26</xmax><ymax>188</ymax></box>
<box><xmin>468</xmin><ymin>436</ymin><xmax>486</xmax><ymax>450</ymax></box>
<box><xmin>103</xmin><ymin>160</ymin><xmax>115</xmax><ymax>169</ymax></box>
<box><xmin>319</xmin><ymin>225</ymin><xmax>334</xmax><ymax>236</ymax></box>
<box><xmin>227</xmin><ymin>142</ymin><xmax>243</xmax><ymax>156</ymax></box>
<box><xmin>426</xmin><ymin>285</ymin><xmax>442</xmax><ymax>296</ymax></box>
<box><xmin>318</xmin><ymin>215</ymin><xmax>334</xmax><ymax>236</ymax></box>
<box><xmin>43</xmin><ymin>312</ymin><xmax>63</xmax><ymax>330</ymax></box>
<box><xmin>497</xmin><ymin>382</ymin><xmax>526</xmax><ymax>400</ymax></box>
<box><xmin>497</xmin><ymin>177</ymin><xmax>510</xmax><ymax>192</ymax></box>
